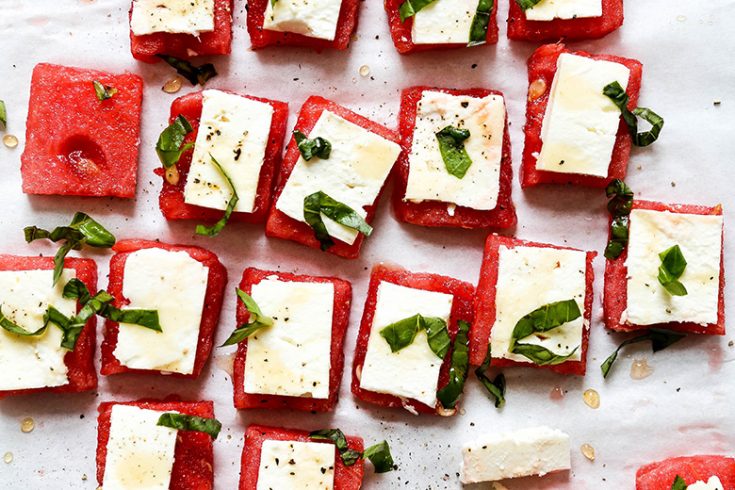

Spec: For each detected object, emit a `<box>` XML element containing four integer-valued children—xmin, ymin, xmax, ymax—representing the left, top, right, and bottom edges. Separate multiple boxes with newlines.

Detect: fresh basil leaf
<box><xmin>220</xmin><ymin>289</ymin><xmax>274</xmax><ymax>346</ymax></box>
<box><xmin>0</xmin><ymin>100</ymin><xmax>6</xmax><ymax>130</ymax></box>
<box><xmin>671</xmin><ymin>475</ymin><xmax>688</xmax><ymax>490</ymax></box>
<box><xmin>398</xmin><ymin>0</ymin><xmax>436</xmax><ymax>21</ymax></box>
<box><xmin>474</xmin><ymin>346</ymin><xmax>505</xmax><ymax>408</ymax></box>
<box><xmin>436</xmin><ymin>320</ymin><xmax>470</xmax><ymax>409</ymax></box>
<box><xmin>157</xmin><ymin>413</ymin><xmax>222</xmax><ymax>439</ymax></box>
<box><xmin>604</xmin><ymin>179</ymin><xmax>635</xmax><ymax>260</ymax></box>
<box><xmin>69</xmin><ymin>212</ymin><xmax>116</xmax><ymax>248</ymax></box>
<box><xmin>303</xmin><ymin>191</ymin><xmax>373</xmax><ymax>251</ymax></box>
<box><xmin>435</xmin><ymin>126</ymin><xmax>473</xmax><ymax>178</ymax></box>
<box><xmin>106</xmin><ymin>308</ymin><xmax>162</xmax><ymax>331</ymax></box>
<box><xmin>514</xmin><ymin>0</ymin><xmax>541</xmax><ymax>8</ymax></box>
<box><xmin>601</xmin><ymin>329</ymin><xmax>685</xmax><ymax>378</ymax></box>
<box><xmin>468</xmin><ymin>0</ymin><xmax>494</xmax><ymax>46</ymax></box>
<box><xmin>658</xmin><ymin>245</ymin><xmax>688</xmax><ymax>296</ymax></box>
<box><xmin>512</xmin><ymin>343</ymin><xmax>579</xmax><ymax>366</ymax></box>
<box><xmin>379</xmin><ymin>313</ymin><xmax>450</xmax><ymax>359</ymax></box>
<box><xmin>195</xmin><ymin>156</ymin><xmax>239</xmax><ymax>237</ymax></box>
<box><xmin>603</xmin><ymin>82</ymin><xmax>664</xmax><ymax>147</ymax></box>
<box><xmin>363</xmin><ymin>441</ymin><xmax>395</xmax><ymax>473</ymax></box>
<box><xmin>0</xmin><ymin>304</ymin><xmax>49</xmax><ymax>337</ymax></box>
<box><xmin>310</xmin><ymin>429</ymin><xmax>362</xmax><ymax>466</ymax></box>
<box><xmin>43</xmin><ymin>306</ymin><xmax>85</xmax><ymax>350</ymax></box>
<box><xmin>293</xmin><ymin>130</ymin><xmax>331</xmax><ymax>161</ymax></box>
<box><xmin>93</xmin><ymin>80</ymin><xmax>117</xmax><ymax>101</ymax></box>
<box><xmin>423</xmin><ymin>316</ymin><xmax>451</xmax><ymax>359</ymax></box>
<box><xmin>62</xmin><ymin>278</ymin><xmax>92</xmax><ymax>304</ymax></box>
<box><xmin>156</xmin><ymin>55</ymin><xmax>218</xmax><ymax>86</ymax></box>
<box><xmin>156</xmin><ymin>115</ymin><xmax>194</xmax><ymax>168</ymax></box>
<box><xmin>509</xmin><ymin>299</ymin><xmax>581</xmax><ymax>352</ymax></box>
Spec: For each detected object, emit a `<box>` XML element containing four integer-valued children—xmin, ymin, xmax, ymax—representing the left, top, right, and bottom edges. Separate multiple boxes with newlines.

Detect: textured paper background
<box><xmin>0</xmin><ymin>0</ymin><xmax>734</xmax><ymax>488</ymax></box>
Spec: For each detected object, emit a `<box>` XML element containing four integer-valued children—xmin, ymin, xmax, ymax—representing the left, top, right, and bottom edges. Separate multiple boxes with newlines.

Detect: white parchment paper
<box><xmin>0</xmin><ymin>0</ymin><xmax>734</xmax><ymax>488</ymax></box>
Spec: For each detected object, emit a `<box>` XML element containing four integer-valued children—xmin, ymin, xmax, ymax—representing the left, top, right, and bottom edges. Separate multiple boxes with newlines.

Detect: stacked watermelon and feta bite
<box><xmin>507</xmin><ymin>0</ymin><xmax>624</xmax><ymax>42</ymax></box>
<box><xmin>101</xmin><ymin>239</ymin><xmax>227</xmax><ymax>377</ymax></box>
<box><xmin>636</xmin><ymin>455</ymin><xmax>735</xmax><ymax>490</ymax></box>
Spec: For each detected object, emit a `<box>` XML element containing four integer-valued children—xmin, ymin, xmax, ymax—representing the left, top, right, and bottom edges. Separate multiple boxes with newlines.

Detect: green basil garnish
<box><xmin>93</xmin><ymin>80</ymin><xmax>117</xmax><ymax>101</ymax></box>
<box><xmin>220</xmin><ymin>288</ymin><xmax>274</xmax><ymax>346</ymax></box>
<box><xmin>195</xmin><ymin>156</ymin><xmax>239</xmax><ymax>237</ymax></box>
<box><xmin>658</xmin><ymin>245</ymin><xmax>688</xmax><ymax>296</ymax></box>
<box><xmin>474</xmin><ymin>345</ymin><xmax>506</xmax><ymax>408</ymax></box>
<box><xmin>514</xmin><ymin>0</ymin><xmax>541</xmax><ymax>9</ymax></box>
<box><xmin>398</xmin><ymin>0</ymin><xmax>436</xmax><ymax>21</ymax></box>
<box><xmin>507</xmin><ymin>299</ymin><xmax>581</xmax><ymax>365</ymax></box>
<box><xmin>156</xmin><ymin>115</ymin><xmax>194</xmax><ymax>168</ymax></box>
<box><xmin>604</xmin><ymin>179</ymin><xmax>634</xmax><ymax>260</ymax></box>
<box><xmin>435</xmin><ymin>126</ymin><xmax>473</xmax><ymax>178</ymax></box>
<box><xmin>379</xmin><ymin>313</ymin><xmax>451</xmax><ymax>359</ymax></box>
<box><xmin>0</xmin><ymin>100</ymin><xmax>7</xmax><ymax>130</ymax></box>
<box><xmin>671</xmin><ymin>475</ymin><xmax>688</xmax><ymax>490</ymax></box>
<box><xmin>156</xmin><ymin>55</ymin><xmax>217</xmax><ymax>86</ymax></box>
<box><xmin>603</xmin><ymin>81</ymin><xmax>664</xmax><ymax>147</ymax></box>
<box><xmin>303</xmin><ymin>191</ymin><xmax>373</xmax><ymax>251</ymax></box>
<box><xmin>157</xmin><ymin>413</ymin><xmax>222</xmax><ymax>439</ymax></box>
<box><xmin>24</xmin><ymin>212</ymin><xmax>116</xmax><ymax>286</ymax></box>
<box><xmin>363</xmin><ymin>441</ymin><xmax>395</xmax><ymax>473</ymax></box>
<box><xmin>0</xmin><ymin>305</ymin><xmax>49</xmax><ymax>337</ymax></box>
<box><xmin>293</xmin><ymin>130</ymin><xmax>331</xmax><ymax>161</ymax></box>
<box><xmin>310</xmin><ymin>429</ymin><xmax>394</xmax><ymax>473</ymax></box>
<box><xmin>601</xmin><ymin>329</ymin><xmax>685</xmax><ymax>378</ymax></box>
<box><xmin>436</xmin><ymin>320</ymin><xmax>470</xmax><ymax>409</ymax></box>
<box><xmin>468</xmin><ymin>0</ymin><xmax>494</xmax><ymax>46</ymax></box>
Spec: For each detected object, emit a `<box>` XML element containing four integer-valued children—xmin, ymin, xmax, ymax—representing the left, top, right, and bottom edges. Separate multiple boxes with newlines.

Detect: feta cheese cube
<box><xmin>263</xmin><ymin>0</ymin><xmax>342</xmax><ymax>41</ymax></box>
<box><xmin>525</xmin><ymin>0</ymin><xmax>602</xmax><ymax>21</ymax></box>
<box><xmin>131</xmin><ymin>0</ymin><xmax>215</xmax><ymax>36</ymax></box>
<box><xmin>257</xmin><ymin>440</ymin><xmax>335</xmax><ymax>489</ymax></box>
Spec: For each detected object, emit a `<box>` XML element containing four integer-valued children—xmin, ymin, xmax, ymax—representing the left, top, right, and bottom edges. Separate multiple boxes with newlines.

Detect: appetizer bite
<box><xmin>471</xmin><ymin>234</ymin><xmax>595</xmax><ymax>376</ymax></box>
<box><xmin>129</xmin><ymin>0</ymin><xmax>233</xmax><ymax>62</ymax></box>
<box><xmin>96</xmin><ymin>400</ymin><xmax>220</xmax><ymax>489</ymax></box>
<box><xmin>351</xmin><ymin>263</ymin><xmax>475</xmax><ymax>415</ymax></box>
<box><xmin>229</xmin><ymin>268</ymin><xmax>352</xmax><ymax>412</ymax></box>
<box><xmin>21</xmin><ymin>63</ymin><xmax>143</xmax><ymax>198</ymax></box>
<box><xmin>636</xmin><ymin>455</ymin><xmax>735</xmax><ymax>490</ymax></box>
<box><xmin>460</xmin><ymin>426</ymin><xmax>571</xmax><ymax>484</ymax></box>
<box><xmin>156</xmin><ymin>90</ymin><xmax>288</xmax><ymax>231</ymax></box>
<box><xmin>101</xmin><ymin>239</ymin><xmax>227</xmax><ymax>377</ymax></box>
<box><xmin>266</xmin><ymin>97</ymin><xmax>402</xmax><ymax>259</ymax></box>
<box><xmin>392</xmin><ymin>86</ymin><xmax>516</xmax><ymax>229</ymax></box>
<box><xmin>385</xmin><ymin>0</ymin><xmax>498</xmax><ymax>54</ymax></box>
<box><xmin>507</xmin><ymin>0</ymin><xmax>624</xmax><ymax>42</ymax></box>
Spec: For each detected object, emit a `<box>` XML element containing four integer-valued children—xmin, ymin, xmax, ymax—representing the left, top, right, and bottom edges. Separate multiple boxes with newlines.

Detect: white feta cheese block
<box><xmin>103</xmin><ymin>405</ymin><xmax>179</xmax><ymax>490</ymax></box>
<box><xmin>244</xmin><ymin>276</ymin><xmax>334</xmax><ymax>399</ymax></box>
<box><xmin>460</xmin><ymin>426</ymin><xmax>571</xmax><ymax>484</ymax></box>
<box><xmin>257</xmin><ymin>440</ymin><xmax>335</xmax><ymax>490</ymax></box>
<box><xmin>184</xmin><ymin>90</ymin><xmax>274</xmax><ymax>214</ymax></box>
<box><xmin>358</xmin><ymin>281</ymin><xmax>453</xmax><ymax>408</ymax></box>
<box><xmin>525</xmin><ymin>0</ymin><xmax>602</xmax><ymax>21</ymax></box>
<box><xmin>131</xmin><ymin>0</ymin><xmax>215</xmax><ymax>36</ymax></box>
<box><xmin>491</xmin><ymin>245</ymin><xmax>586</xmax><ymax>363</ymax></box>
<box><xmin>624</xmin><ymin>209</ymin><xmax>724</xmax><ymax>326</ymax></box>
<box><xmin>536</xmin><ymin>53</ymin><xmax>630</xmax><ymax>177</ymax></box>
<box><xmin>275</xmin><ymin>110</ymin><xmax>401</xmax><ymax>245</ymax></box>
<box><xmin>404</xmin><ymin>90</ymin><xmax>505</xmax><ymax>211</ymax></box>
<box><xmin>412</xmin><ymin>0</ymin><xmax>478</xmax><ymax>45</ymax></box>
<box><xmin>263</xmin><ymin>0</ymin><xmax>342</xmax><ymax>41</ymax></box>
<box><xmin>114</xmin><ymin>248</ymin><xmax>209</xmax><ymax>375</ymax></box>
<box><xmin>0</xmin><ymin>269</ymin><xmax>76</xmax><ymax>391</ymax></box>
<box><xmin>689</xmin><ymin>476</ymin><xmax>724</xmax><ymax>490</ymax></box>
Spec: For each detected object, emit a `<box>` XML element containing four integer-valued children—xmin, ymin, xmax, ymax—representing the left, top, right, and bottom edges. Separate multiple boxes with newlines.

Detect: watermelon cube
<box><xmin>507</xmin><ymin>0</ymin><xmax>624</xmax><ymax>42</ymax></box>
<box><xmin>636</xmin><ymin>455</ymin><xmax>735</xmax><ymax>490</ymax></box>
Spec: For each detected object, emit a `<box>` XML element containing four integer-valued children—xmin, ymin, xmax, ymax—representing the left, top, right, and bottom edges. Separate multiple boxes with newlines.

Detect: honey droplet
<box><xmin>581</xmin><ymin>443</ymin><xmax>596</xmax><ymax>461</ymax></box>
<box><xmin>162</xmin><ymin>77</ymin><xmax>183</xmax><ymax>94</ymax></box>
<box><xmin>549</xmin><ymin>386</ymin><xmax>564</xmax><ymax>401</ymax></box>
<box><xmin>582</xmin><ymin>389</ymin><xmax>600</xmax><ymax>409</ymax></box>
<box><xmin>20</xmin><ymin>417</ymin><xmax>34</xmax><ymax>433</ymax></box>
<box><xmin>630</xmin><ymin>358</ymin><xmax>653</xmax><ymax>380</ymax></box>
<box><xmin>3</xmin><ymin>452</ymin><xmax>12</xmax><ymax>464</ymax></box>
<box><xmin>165</xmin><ymin>165</ymin><xmax>180</xmax><ymax>186</ymax></box>
<box><xmin>359</xmin><ymin>65</ymin><xmax>370</xmax><ymax>77</ymax></box>
<box><xmin>3</xmin><ymin>134</ymin><xmax>18</xmax><ymax>148</ymax></box>
<box><xmin>528</xmin><ymin>79</ymin><xmax>547</xmax><ymax>101</ymax></box>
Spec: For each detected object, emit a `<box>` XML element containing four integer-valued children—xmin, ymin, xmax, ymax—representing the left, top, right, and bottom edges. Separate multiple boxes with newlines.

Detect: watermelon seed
<box><xmin>165</xmin><ymin>166</ymin><xmax>180</xmax><ymax>186</ymax></box>
<box><xmin>528</xmin><ymin>79</ymin><xmax>547</xmax><ymax>102</ymax></box>
<box><xmin>3</xmin><ymin>134</ymin><xmax>18</xmax><ymax>148</ymax></box>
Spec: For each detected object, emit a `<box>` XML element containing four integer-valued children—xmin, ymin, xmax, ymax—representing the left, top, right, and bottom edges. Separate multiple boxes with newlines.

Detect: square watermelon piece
<box><xmin>0</xmin><ymin>255</ymin><xmax>97</xmax><ymax>397</ymax></box>
<box><xmin>232</xmin><ymin>268</ymin><xmax>352</xmax><ymax>412</ymax></box>
<box><xmin>21</xmin><ymin>63</ymin><xmax>143</xmax><ymax>198</ymax></box>
<box><xmin>129</xmin><ymin>0</ymin><xmax>234</xmax><ymax>62</ymax></box>
<box><xmin>239</xmin><ymin>424</ymin><xmax>364</xmax><ymax>490</ymax></box>
<box><xmin>636</xmin><ymin>455</ymin><xmax>735</xmax><ymax>490</ymax></box>
<box><xmin>604</xmin><ymin>200</ymin><xmax>725</xmax><ymax>335</ymax></box>
<box><xmin>156</xmin><ymin>91</ymin><xmax>288</xmax><ymax>224</ymax></box>
<box><xmin>351</xmin><ymin>263</ymin><xmax>475</xmax><ymax>415</ymax></box>
<box><xmin>100</xmin><ymin>239</ymin><xmax>227</xmax><ymax>378</ymax></box>
<box><xmin>470</xmin><ymin>234</ymin><xmax>596</xmax><ymax>376</ymax></box>
<box><xmin>96</xmin><ymin>399</ymin><xmax>215</xmax><ymax>489</ymax></box>
<box><xmin>392</xmin><ymin>86</ymin><xmax>517</xmax><ymax>229</ymax></box>
<box><xmin>520</xmin><ymin>44</ymin><xmax>643</xmax><ymax>188</ymax></box>
<box><xmin>507</xmin><ymin>0</ymin><xmax>623</xmax><ymax>42</ymax></box>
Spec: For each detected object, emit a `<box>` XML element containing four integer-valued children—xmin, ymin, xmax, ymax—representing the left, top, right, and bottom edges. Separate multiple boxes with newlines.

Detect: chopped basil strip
<box><xmin>303</xmin><ymin>191</ymin><xmax>373</xmax><ymax>251</ymax></box>
<box><xmin>43</xmin><ymin>306</ymin><xmax>87</xmax><ymax>351</ymax></box>
<box><xmin>293</xmin><ymin>130</ymin><xmax>331</xmax><ymax>161</ymax></box>
<box><xmin>220</xmin><ymin>288</ymin><xmax>274</xmax><ymax>346</ymax></box>
<box><xmin>156</xmin><ymin>115</ymin><xmax>194</xmax><ymax>168</ymax></box>
<box><xmin>514</xmin><ymin>0</ymin><xmax>541</xmax><ymax>9</ymax></box>
<box><xmin>604</xmin><ymin>179</ymin><xmax>634</xmax><ymax>259</ymax></box>
<box><xmin>601</xmin><ymin>329</ymin><xmax>685</xmax><ymax>378</ymax></box>
<box><xmin>195</xmin><ymin>156</ymin><xmax>239</xmax><ymax>237</ymax></box>
<box><xmin>157</xmin><ymin>413</ymin><xmax>222</xmax><ymax>439</ymax></box>
<box><xmin>398</xmin><ymin>0</ymin><xmax>436</xmax><ymax>21</ymax></box>
<box><xmin>435</xmin><ymin>126</ymin><xmax>473</xmax><ymax>178</ymax></box>
<box><xmin>93</xmin><ymin>80</ymin><xmax>117</xmax><ymax>101</ymax></box>
<box><xmin>507</xmin><ymin>299</ymin><xmax>581</xmax><ymax>365</ymax></box>
<box><xmin>24</xmin><ymin>212</ymin><xmax>116</xmax><ymax>286</ymax></box>
<box><xmin>363</xmin><ymin>441</ymin><xmax>395</xmax><ymax>473</ymax></box>
<box><xmin>658</xmin><ymin>245</ymin><xmax>688</xmax><ymax>296</ymax></box>
<box><xmin>309</xmin><ymin>429</ymin><xmax>362</xmax><ymax>466</ymax></box>
<box><xmin>671</xmin><ymin>475</ymin><xmax>688</xmax><ymax>490</ymax></box>
<box><xmin>474</xmin><ymin>346</ymin><xmax>506</xmax><ymax>408</ymax></box>
<box><xmin>0</xmin><ymin>99</ymin><xmax>6</xmax><ymax>130</ymax></box>
<box><xmin>156</xmin><ymin>55</ymin><xmax>217</xmax><ymax>86</ymax></box>
<box><xmin>436</xmin><ymin>320</ymin><xmax>470</xmax><ymax>409</ymax></box>
<box><xmin>603</xmin><ymin>81</ymin><xmax>664</xmax><ymax>147</ymax></box>
<box><xmin>468</xmin><ymin>0</ymin><xmax>494</xmax><ymax>46</ymax></box>
<box><xmin>0</xmin><ymin>305</ymin><xmax>48</xmax><ymax>337</ymax></box>
<box><xmin>379</xmin><ymin>313</ymin><xmax>451</xmax><ymax>359</ymax></box>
